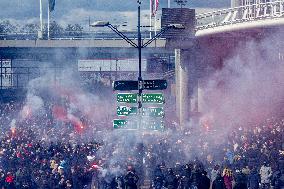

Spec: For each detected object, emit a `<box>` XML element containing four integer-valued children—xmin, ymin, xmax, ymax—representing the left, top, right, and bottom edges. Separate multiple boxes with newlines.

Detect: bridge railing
<box><xmin>196</xmin><ymin>0</ymin><xmax>284</xmax><ymax>30</ymax></box>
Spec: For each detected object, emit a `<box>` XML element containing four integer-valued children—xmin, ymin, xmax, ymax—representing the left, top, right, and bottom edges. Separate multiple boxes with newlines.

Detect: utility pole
<box><xmin>138</xmin><ymin>0</ymin><xmax>143</xmax><ymax>110</ymax></box>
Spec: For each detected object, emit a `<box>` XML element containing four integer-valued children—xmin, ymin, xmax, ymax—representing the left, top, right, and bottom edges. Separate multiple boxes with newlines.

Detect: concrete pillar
<box><xmin>175</xmin><ymin>48</ymin><xmax>199</xmax><ymax>128</ymax></box>
<box><xmin>175</xmin><ymin>49</ymin><xmax>190</xmax><ymax>128</ymax></box>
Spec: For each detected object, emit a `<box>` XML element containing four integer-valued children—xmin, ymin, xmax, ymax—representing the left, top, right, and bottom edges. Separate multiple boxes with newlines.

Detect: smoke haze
<box><xmin>199</xmin><ymin>32</ymin><xmax>284</xmax><ymax>135</ymax></box>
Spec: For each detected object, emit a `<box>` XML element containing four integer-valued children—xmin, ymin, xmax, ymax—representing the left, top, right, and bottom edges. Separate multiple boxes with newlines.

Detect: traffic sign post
<box><xmin>113</xmin><ymin>77</ymin><xmax>167</xmax><ymax>131</ymax></box>
<box><xmin>91</xmin><ymin>0</ymin><xmax>184</xmax><ymax>131</ymax></box>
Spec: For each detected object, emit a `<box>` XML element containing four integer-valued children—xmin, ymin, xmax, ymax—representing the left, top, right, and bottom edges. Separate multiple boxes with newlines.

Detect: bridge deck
<box><xmin>0</xmin><ymin>39</ymin><xmax>167</xmax><ymax>48</ymax></box>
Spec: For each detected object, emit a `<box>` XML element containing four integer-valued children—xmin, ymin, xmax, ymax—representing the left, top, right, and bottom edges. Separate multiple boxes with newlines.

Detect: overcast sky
<box><xmin>0</xmin><ymin>0</ymin><xmax>230</xmax><ymax>29</ymax></box>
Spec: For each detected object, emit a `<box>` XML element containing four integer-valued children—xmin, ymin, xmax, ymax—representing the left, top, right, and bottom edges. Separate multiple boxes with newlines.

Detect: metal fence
<box><xmin>196</xmin><ymin>0</ymin><xmax>284</xmax><ymax>30</ymax></box>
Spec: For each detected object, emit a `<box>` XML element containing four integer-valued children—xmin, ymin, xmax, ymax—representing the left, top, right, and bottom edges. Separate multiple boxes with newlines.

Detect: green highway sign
<box><xmin>142</xmin><ymin>120</ymin><xmax>165</xmax><ymax>131</ymax></box>
<box><xmin>113</xmin><ymin>119</ymin><xmax>138</xmax><ymax>129</ymax></box>
<box><xmin>142</xmin><ymin>93</ymin><xmax>164</xmax><ymax>104</ymax></box>
<box><xmin>113</xmin><ymin>119</ymin><xmax>164</xmax><ymax>131</ymax></box>
<box><xmin>113</xmin><ymin>119</ymin><xmax>127</xmax><ymax>129</ymax></box>
<box><xmin>117</xmin><ymin>106</ymin><xmax>138</xmax><ymax>116</ymax></box>
<box><xmin>142</xmin><ymin>107</ymin><xmax>164</xmax><ymax>117</ymax></box>
<box><xmin>117</xmin><ymin>93</ymin><xmax>138</xmax><ymax>103</ymax></box>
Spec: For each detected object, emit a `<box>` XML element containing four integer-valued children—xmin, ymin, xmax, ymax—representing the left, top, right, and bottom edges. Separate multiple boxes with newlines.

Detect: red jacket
<box><xmin>5</xmin><ymin>175</ymin><xmax>14</xmax><ymax>183</ymax></box>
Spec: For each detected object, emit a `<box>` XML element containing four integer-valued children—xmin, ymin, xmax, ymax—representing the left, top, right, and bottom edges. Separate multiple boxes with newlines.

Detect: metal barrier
<box><xmin>196</xmin><ymin>0</ymin><xmax>284</xmax><ymax>30</ymax></box>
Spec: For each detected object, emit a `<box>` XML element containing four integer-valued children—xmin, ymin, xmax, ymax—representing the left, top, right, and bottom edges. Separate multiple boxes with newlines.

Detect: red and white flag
<box><xmin>155</xmin><ymin>0</ymin><xmax>159</xmax><ymax>12</ymax></box>
<box><xmin>151</xmin><ymin>0</ymin><xmax>159</xmax><ymax>16</ymax></box>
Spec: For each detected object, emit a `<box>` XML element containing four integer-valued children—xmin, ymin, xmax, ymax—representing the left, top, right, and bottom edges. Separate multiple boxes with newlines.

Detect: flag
<box><xmin>151</xmin><ymin>0</ymin><xmax>159</xmax><ymax>16</ymax></box>
<box><xmin>155</xmin><ymin>0</ymin><xmax>159</xmax><ymax>12</ymax></box>
<box><xmin>151</xmin><ymin>0</ymin><xmax>155</xmax><ymax>16</ymax></box>
<box><xmin>49</xmin><ymin>0</ymin><xmax>56</xmax><ymax>12</ymax></box>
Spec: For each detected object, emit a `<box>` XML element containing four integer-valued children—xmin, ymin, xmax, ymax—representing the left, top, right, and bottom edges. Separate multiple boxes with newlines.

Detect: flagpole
<box><xmin>48</xmin><ymin>2</ymin><xmax>50</xmax><ymax>40</ymax></box>
<box><xmin>168</xmin><ymin>0</ymin><xmax>170</xmax><ymax>8</ymax></box>
<box><xmin>47</xmin><ymin>5</ymin><xmax>50</xmax><ymax>40</ymax></box>
<box><xmin>149</xmin><ymin>0</ymin><xmax>152</xmax><ymax>38</ymax></box>
<box><xmin>39</xmin><ymin>0</ymin><xmax>43</xmax><ymax>38</ymax></box>
<box><xmin>154</xmin><ymin>0</ymin><xmax>157</xmax><ymax>36</ymax></box>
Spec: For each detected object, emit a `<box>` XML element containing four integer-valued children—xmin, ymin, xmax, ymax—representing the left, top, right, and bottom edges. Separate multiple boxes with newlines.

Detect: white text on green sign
<box><xmin>142</xmin><ymin>93</ymin><xmax>164</xmax><ymax>104</ymax></box>
<box><xmin>117</xmin><ymin>106</ymin><xmax>138</xmax><ymax>116</ymax></box>
<box><xmin>142</xmin><ymin>120</ymin><xmax>165</xmax><ymax>131</ymax></box>
<box><xmin>142</xmin><ymin>107</ymin><xmax>164</xmax><ymax>117</ymax></box>
<box><xmin>117</xmin><ymin>93</ymin><xmax>138</xmax><ymax>103</ymax></box>
<box><xmin>113</xmin><ymin>119</ymin><xmax>138</xmax><ymax>129</ymax></box>
<box><xmin>113</xmin><ymin>119</ymin><xmax>164</xmax><ymax>131</ymax></box>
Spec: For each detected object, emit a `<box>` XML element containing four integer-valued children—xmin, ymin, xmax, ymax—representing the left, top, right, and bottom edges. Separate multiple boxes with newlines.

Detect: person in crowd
<box><xmin>211</xmin><ymin>164</ymin><xmax>220</xmax><ymax>188</ymax></box>
<box><xmin>233</xmin><ymin>169</ymin><xmax>247</xmax><ymax>189</ymax></box>
<box><xmin>164</xmin><ymin>168</ymin><xmax>178</xmax><ymax>189</ymax></box>
<box><xmin>212</xmin><ymin>173</ymin><xmax>226</xmax><ymax>189</ymax></box>
<box><xmin>179</xmin><ymin>164</ymin><xmax>192</xmax><ymax>189</ymax></box>
<box><xmin>259</xmin><ymin>162</ymin><xmax>272</xmax><ymax>189</ymax></box>
<box><xmin>222</xmin><ymin>166</ymin><xmax>233</xmax><ymax>189</ymax></box>
<box><xmin>5</xmin><ymin>172</ymin><xmax>16</xmax><ymax>189</ymax></box>
<box><xmin>152</xmin><ymin>165</ymin><xmax>165</xmax><ymax>189</ymax></box>
<box><xmin>190</xmin><ymin>165</ymin><xmax>202</xmax><ymax>189</ymax></box>
<box><xmin>199</xmin><ymin>170</ymin><xmax>210</xmax><ymax>189</ymax></box>
<box><xmin>271</xmin><ymin>166</ymin><xmax>284</xmax><ymax>189</ymax></box>
<box><xmin>123</xmin><ymin>167</ymin><xmax>139</xmax><ymax>189</ymax></box>
<box><xmin>247</xmin><ymin>168</ymin><xmax>260</xmax><ymax>189</ymax></box>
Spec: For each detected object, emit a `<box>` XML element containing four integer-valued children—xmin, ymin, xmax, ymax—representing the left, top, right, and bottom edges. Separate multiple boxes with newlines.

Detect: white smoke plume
<box><xmin>199</xmin><ymin>32</ymin><xmax>284</xmax><ymax>135</ymax></box>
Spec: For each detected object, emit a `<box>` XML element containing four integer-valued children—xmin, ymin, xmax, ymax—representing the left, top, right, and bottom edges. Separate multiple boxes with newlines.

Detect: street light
<box><xmin>90</xmin><ymin>1</ymin><xmax>185</xmax><ymax>109</ymax></box>
<box><xmin>90</xmin><ymin>21</ymin><xmax>110</xmax><ymax>27</ymax></box>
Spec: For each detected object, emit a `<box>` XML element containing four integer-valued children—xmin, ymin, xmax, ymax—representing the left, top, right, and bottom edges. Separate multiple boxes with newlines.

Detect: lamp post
<box><xmin>90</xmin><ymin>1</ymin><xmax>184</xmax><ymax>111</ymax></box>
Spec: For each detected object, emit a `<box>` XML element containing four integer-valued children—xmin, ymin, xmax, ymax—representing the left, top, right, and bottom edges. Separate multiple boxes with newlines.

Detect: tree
<box><xmin>0</xmin><ymin>20</ymin><xmax>19</xmax><ymax>39</ymax></box>
<box><xmin>20</xmin><ymin>23</ymin><xmax>40</xmax><ymax>34</ymax></box>
<box><xmin>0</xmin><ymin>20</ymin><xmax>18</xmax><ymax>33</ymax></box>
<box><xmin>44</xmin><ymin>21</ymin><xmax>64</xmax><ymax>38</ymax></box>
<box><xmin>65</xmin><ymin>24</ymin><xmax>84</xmax><ymax>38</ymax></box>
<box><xmin>175</xmin><ymin>0</ymin><xmax>188</xmax><ymax>8</ymax></box>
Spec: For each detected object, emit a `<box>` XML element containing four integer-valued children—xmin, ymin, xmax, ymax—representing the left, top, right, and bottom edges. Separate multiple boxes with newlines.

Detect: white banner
<box><xmin>78</xmin><ymin>59</ymin><xmax>147</xmax><ymax>72</ymax></box>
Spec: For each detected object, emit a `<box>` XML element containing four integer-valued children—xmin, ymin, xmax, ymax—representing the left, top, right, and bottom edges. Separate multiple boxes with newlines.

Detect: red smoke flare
<box><xmin>52</xmin><ymin>105</ymin><xmax>68</xmax><ymax>121</ymax></box>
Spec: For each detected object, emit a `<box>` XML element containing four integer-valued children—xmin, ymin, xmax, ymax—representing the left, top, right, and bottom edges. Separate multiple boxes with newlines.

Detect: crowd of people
<box><xmin>0</xmin><ymin>97</ymin><xmax>283</xmax><ymax>189</ymax></box>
